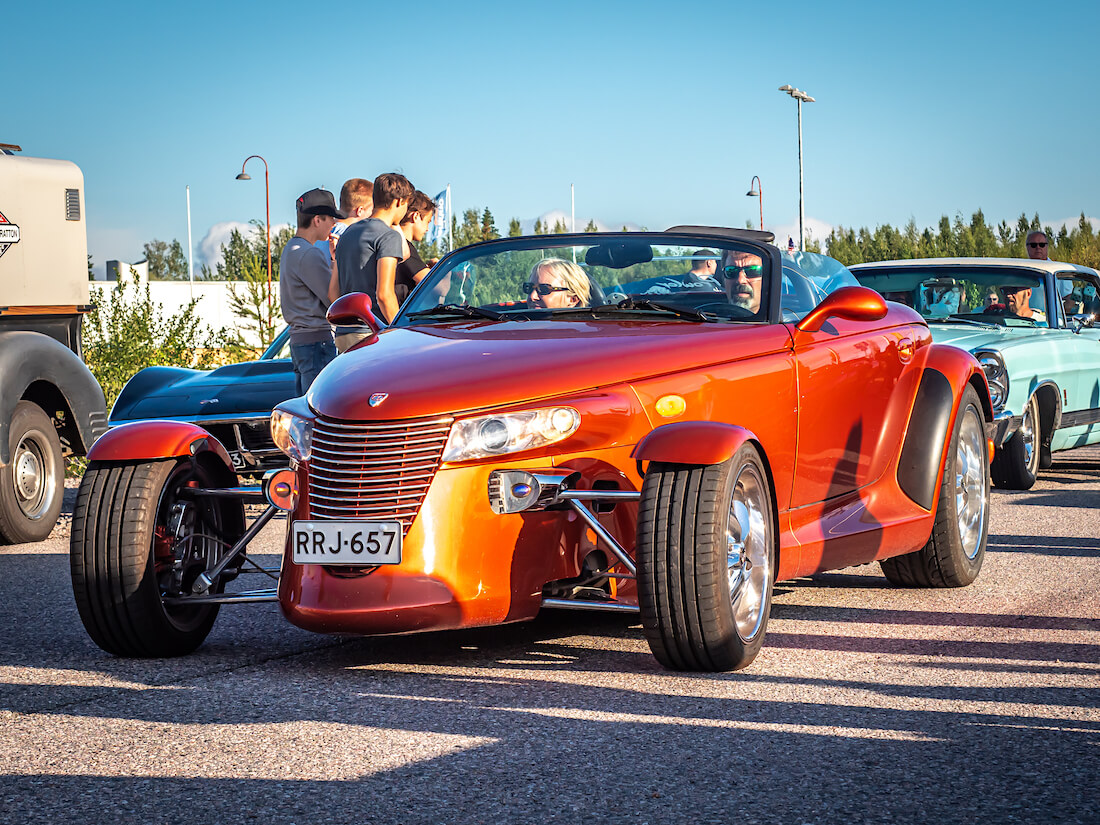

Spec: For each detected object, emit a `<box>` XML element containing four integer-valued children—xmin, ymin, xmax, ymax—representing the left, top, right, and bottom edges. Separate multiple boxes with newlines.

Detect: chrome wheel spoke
<box><xmin>955</xmin><ymin>408</ymin><xmax>988</xmax><ymax>559</ymax></box>
<box><xmin>726</xmin><ymin>463</ymin><xmax>771</xmax><ymax>641</ymax></box>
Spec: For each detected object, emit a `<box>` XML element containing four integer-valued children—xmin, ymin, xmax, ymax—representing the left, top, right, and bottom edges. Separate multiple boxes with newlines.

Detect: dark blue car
<box><xmin>108</xmin><ymin>327</ymin><xmax>295</xmax><ymax>474</ymax></box>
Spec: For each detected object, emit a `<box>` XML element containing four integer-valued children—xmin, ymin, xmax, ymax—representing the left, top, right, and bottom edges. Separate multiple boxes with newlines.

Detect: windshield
<box><xmin>854</xmin><ymin>266</ymin><xmax>1049</xmax><ymax>328</ymax></box>
<box><xmin>395</xmin><ymin>234</ymin><xmax>773</xmax><ymax>325</ymax></box>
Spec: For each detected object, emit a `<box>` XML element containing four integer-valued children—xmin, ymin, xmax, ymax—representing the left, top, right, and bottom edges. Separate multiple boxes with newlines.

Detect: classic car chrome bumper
<box><xmin>991</xmin><ymin>412</ymin><xmax>1023</xmax><ymax>447</ymax></box>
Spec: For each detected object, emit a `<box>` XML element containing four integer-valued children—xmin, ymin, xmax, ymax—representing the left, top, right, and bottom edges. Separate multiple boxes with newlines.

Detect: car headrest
<box><xmin>585</xmin><ymin>240</ymin><xmax>653</xmax><ymax>269</ymax></box>
<box><xmin>587</xmin><ymin>277</ymin><xmax>606</xmax><ymax>307</ymax></box>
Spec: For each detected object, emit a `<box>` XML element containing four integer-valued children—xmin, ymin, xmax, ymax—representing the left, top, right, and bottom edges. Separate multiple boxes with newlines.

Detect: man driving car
<box><xmin>720</xmin><ymin>250</ymin><xmax>765</xmax><ymax>313</ymax></box>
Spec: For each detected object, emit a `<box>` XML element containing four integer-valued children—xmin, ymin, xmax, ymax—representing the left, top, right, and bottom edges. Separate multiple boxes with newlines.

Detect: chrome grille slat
<box><xmin>318</xmin><ymin>417</ymin><xmax>453</xmax><ymax>431</ymax></box>
<box><xmin>305</xmin><ymin>464</ymin><xmax>438</xmax><ymax>478</ymax></box>
<box><xmin>306</xmin><ymin>415</ymin><xmax>453</xmax><ymax>534</ymax></box>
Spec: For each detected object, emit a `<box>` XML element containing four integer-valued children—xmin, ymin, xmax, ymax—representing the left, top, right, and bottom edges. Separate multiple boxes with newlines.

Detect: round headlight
<box><xmin>478</xmin><ymin>418</ymin><xmax>510</xmax><ymax>451</ymax></box>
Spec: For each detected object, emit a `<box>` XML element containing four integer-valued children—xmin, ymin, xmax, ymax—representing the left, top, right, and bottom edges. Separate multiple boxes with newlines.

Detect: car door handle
<box><xmin>897</xmin><ymin>337</ymin><xmax>915</xmax><ymax>363</ymax></box>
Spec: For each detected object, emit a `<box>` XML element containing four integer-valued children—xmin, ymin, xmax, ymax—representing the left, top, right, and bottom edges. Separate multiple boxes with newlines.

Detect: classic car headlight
<box><xmin>270</xmin><ymin>408</ymin><xmax>313</xmax><ymax>462</ymax></box>
<box><xmin>976</xmin><ymin>350</ymin><xmax>1009</xmax><ymax>413</ymax></box>
<box><xmin>442</xmin><ymin>407</ymin><xmax>581</xmax><ymax>462</ymax></box>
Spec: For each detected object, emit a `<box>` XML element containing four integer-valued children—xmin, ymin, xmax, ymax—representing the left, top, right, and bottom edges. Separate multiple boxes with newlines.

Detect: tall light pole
<box><xmin>778</xmin><ymin>85</ymin><xmax>814</xmax><ymax>250</ymax></box>
<box><xmin>745</xmin><ymin>175</ymin><xmax>763</xmax><ymax>232</ymax></box>
<box><xmin>235</xmin><ymin>154</ymin><xmax>272</xmax><ymax>315</ymax></box>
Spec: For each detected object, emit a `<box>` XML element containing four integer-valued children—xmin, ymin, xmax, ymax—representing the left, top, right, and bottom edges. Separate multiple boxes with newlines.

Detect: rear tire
<box><xmin>0</xmin><ymin>401</ymin><xmax>64</xmax><ymax>545</ymax></box>
<box><xmin>881</xmin><ymin>385</ymin><xmax>989</xmax><ymax>587</ymax></box>
<box><xmin>636</xmin><ymin>443</ymin><xmax>776</xmax><ymax>671</ymax></box>
<box><xmin>991</xmin><ymin>393</ymin><xmax>1039</xmax><ymax>490</ymax></box>
<box><xmin>70</xmin><ymin>458</ymin><xmax>238</xmax><ymax>657</ymax></box>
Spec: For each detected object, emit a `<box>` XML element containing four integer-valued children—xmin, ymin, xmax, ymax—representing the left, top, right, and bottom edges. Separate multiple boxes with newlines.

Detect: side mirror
<box><xmin>795</xmin><ymin>285</ymin><xmax>888</xmax><ymax>333</ymax></box>
<box><xmin>1070</xmin><ymin>313</ymin><xmax>1096</xmax><ymax>333</ymax></box>
<box><xmin>327</xmin><ymin>292</ymin><xmax>384</xmax><ymax>352</ymax></box>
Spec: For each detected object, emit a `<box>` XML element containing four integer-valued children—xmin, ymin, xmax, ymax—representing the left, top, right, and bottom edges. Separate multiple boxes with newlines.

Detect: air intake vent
<box><xmin>65</xmin><ymin>189</ymin><xmax>81</xmax><ymax>221</ymax></box>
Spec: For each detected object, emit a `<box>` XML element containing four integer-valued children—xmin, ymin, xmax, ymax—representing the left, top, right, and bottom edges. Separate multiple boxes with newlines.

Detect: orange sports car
<box><xmin>71</xmin><ymin>227</ymin><xmax>993</xmax><ymax>671</ymax></box>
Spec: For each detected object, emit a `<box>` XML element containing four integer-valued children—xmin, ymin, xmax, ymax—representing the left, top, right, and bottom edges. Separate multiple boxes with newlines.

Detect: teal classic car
<box><xmin>852</xmin><ymin>258</ymin><xmax>1100</xmax><ymax>489</ymax></box>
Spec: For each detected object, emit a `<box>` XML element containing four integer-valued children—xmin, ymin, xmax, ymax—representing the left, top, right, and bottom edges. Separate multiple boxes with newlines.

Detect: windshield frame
<box><xmin>390</xmin><ymin>230</ymin><xmax>785</xmax><ymax>327</ymax></box>
<box><xmin>852</xmin><ymin>263</ymin><xmax>1059</xmax><ymax>329</ymax></box>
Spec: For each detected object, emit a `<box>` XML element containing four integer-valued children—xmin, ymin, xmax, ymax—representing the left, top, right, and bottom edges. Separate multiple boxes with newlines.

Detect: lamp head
<box><xmin>235</xmin><ymin>172</ymin><xmax>251</xmax><ymax>181</ymax></box>
<box><xmin>746</xmin><ymin>188</ymin><xmax>759</xmax><ymax>197</ymax></box>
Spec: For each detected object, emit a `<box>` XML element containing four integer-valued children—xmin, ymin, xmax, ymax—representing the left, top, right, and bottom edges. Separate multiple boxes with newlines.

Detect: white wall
<box><xmin>97</xmin><ymin>260</ymin><xmax>258</xmax><ymax>336</ymax></box>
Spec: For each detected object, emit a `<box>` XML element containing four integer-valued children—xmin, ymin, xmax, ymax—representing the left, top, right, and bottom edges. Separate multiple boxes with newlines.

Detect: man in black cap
<box><xmin>280</xmin><ymin>188</ymin><xmax>345</xmax><ymax>394</ymax></box>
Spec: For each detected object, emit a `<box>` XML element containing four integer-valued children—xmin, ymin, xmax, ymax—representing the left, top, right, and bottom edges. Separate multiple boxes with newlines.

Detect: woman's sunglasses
<box><xmin>523</xmin><ymin>282</ymin><xmax>570</xmax><ymax>296</ymax></box>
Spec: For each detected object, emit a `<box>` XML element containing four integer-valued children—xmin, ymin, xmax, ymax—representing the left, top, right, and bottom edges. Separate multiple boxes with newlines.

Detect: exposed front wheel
<box><xmin>69</xmin><ymin>458</ymin><xmax>242</xmax><ymax>657</ymax></box>
<box><xmin>881</xmin><ymin>385</ymin><xmax>989</xmax><ymax>587</ymax></box>
<box><xmin>636</xmin><ymin>444</ymin><xmax>776</xmax><ymax>671</ymax></box>
<box><xmin>0</xmin><ymin>401</ymin><xmax>64</xmax><ymax>545</ymax></box>
<box><xmin>991</xmin><ymin>393</ymin><xmax>1039</xmax><ymax>490</ymax></box>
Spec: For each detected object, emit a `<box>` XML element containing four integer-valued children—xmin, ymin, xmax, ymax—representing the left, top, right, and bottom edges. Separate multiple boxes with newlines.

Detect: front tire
<box><xmin>881</xmin><ymin>385</ymin><xmax>989</xmax><ymax>587</ymax></box>
<box><xmin>636</xmin><ymin>443</ymin><xmax>776</xmax><ymax>671</ymax></box>
<box><xmin>991</xmin><ymin>393</ymin><xmax>1039</xmax><ymax>490</ymax></box>
<box><xmin>70</xmin><ymin>458</ymin><xmax>239</xmax><ymax>657</ymax></box>
<box><xmin>0</xmin><ymin>401</ymin><xmax>64</xmax><ymax>545</ymax></box>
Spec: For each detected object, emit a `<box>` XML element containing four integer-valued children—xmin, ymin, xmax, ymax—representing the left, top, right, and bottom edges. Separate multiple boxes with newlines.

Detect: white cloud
<box><xmin>767</xmin><ymin>217</ymin><xmax>835</xmax><ymax>252</ymax></box>
<box><xmin>198</xmin><ymin>220</ymin><xmax>291</xmax><ymax>273</ymax></box>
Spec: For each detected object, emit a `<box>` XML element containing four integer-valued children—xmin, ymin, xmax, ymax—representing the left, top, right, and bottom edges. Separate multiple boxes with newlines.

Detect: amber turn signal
<box><xmin>263</xmin><ymin>468</ymin><xmax>299</xmax><ymax>511</ymax></box>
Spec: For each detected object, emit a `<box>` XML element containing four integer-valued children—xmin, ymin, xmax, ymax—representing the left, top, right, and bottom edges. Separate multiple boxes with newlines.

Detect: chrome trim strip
<box><xmin>163</xmin><ymin>589</ymin><xmax>279</xmax><ymax>605</ymax></box>
<box><xmin>541</xmin><ymin>597</ymin><xmax>639</xmax><ymax>614</ymax></box>
<box><xmin>317</xmin><ymin>417</ymin><xmax>453</xmax><ymax>431</ymax></box>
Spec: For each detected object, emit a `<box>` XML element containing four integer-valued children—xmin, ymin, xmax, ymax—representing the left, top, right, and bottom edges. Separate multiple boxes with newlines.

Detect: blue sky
<box><xmin>6</xmin><ymin>0</ymin><xmax>1098</xmax><ymax>274</ymax></box>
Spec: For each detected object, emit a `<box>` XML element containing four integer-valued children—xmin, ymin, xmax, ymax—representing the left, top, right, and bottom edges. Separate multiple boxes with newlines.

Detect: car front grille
<box><xmin>307</xmin><ymin>414</ymin><xmax>454</xmax><ymax>534</ymax></box>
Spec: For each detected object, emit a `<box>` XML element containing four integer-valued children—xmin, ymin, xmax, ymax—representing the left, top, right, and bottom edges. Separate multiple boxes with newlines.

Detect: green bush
<box><xmin>83</xmin><ymin>269</ymin><xmax>225</xmax><ymax>409</ymax></box>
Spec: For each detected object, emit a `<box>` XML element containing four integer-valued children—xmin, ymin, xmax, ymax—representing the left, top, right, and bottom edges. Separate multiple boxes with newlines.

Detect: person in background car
<box><xmin>1026</xmin><ymin>230</ymin><xmax>1050</xmax><ymax>261</ymax></box>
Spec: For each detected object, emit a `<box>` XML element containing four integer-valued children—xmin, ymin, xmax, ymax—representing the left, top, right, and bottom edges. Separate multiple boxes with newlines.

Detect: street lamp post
<box><xmin>235</xmin><ymin>155</ymin><xmax>272</xmax><ymax>315</ymax></box>
<box><xmin>778</xmin><ymin>85</ymin><xmax>815</xmax><ymax>251</ymax></box>
<box><xmin>745</xmin><ymin>175</ymin><xmax>763</xmax><ymax>233</ymax></box>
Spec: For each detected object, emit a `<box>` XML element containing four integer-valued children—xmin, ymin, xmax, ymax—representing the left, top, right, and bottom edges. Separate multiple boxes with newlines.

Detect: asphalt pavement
<box><xmin>1</xmin><ymin>450</ymin><xmax>1097</xmax><ymax>824</ymax></box>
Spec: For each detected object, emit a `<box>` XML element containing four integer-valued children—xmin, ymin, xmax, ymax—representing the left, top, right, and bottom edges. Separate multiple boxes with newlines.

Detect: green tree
<box><xmin>508</xmin><ymin>217</ymin><xmax>522</xmax><ymax>237</ymax></box>
<box><xmin>584</xmin><ymin>219</ymin><xmax>598</xmax><ymax>232</ymax></box>
<box><xmin>87</xmin><ymin>254</ymin><xmax>94</xmax><ymax>280</ymax></box>
<box><xmin>84</xmin><ymin>269</ymin><xmax>223</xmax><ymax>408</ymax></box>
<box><xmin>143</xmin><ymin>238</ymin><xmax>189</xmax><ymax>280</ymax></box>
<box><xmin>480</xmin><ymin>208</ymin><xmax>500</xmax><ymax>242</ymax></box>
<box><xmin>225</xmin><ymin>254</ymin><xmax>282</xmax><ymax>358</ymax></box>
<box><xmin>533</xmin><ymin>218</ymin><xmax>546</xmax><ymax>235</ymax></box>
<box><xmin>551</xmin><ymin>218</ymin><xmax>568</xmax><ymax>234</ymax></box>
<box><xmin>210</xmin><ymin>220</ymin><xmax>293</xmax><ymax>282</ymax></box>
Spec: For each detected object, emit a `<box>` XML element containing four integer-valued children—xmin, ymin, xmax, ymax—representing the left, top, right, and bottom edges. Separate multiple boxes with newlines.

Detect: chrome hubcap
<box><xmin>12</xmin><ymin>429</ymin><xmax>55</xmax><ymax>520</ymax></box>
<box><xmin>1021</xmin><ymin>398</ymin><xmax>1037</xmax><ymax>472</ymax></box>
<box><xmin>955</xmin><ymin>407</ymin><xmax>988</xmax><ymax>559</ymax></box>
<box><xmin>726</xmin><ymin>463</ymin><xmax>771</xmax><ymax>640</ymax></box>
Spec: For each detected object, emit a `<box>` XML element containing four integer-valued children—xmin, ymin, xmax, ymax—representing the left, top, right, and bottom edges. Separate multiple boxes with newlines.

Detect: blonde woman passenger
<box><xmin>525</xmin><ymin>258</ymin><xmax>591</xmax><ymax>309</ymax></box>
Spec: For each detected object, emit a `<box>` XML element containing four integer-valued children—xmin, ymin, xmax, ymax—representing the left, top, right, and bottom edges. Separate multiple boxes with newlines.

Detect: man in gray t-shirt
<box><xmin>280</xmin><ymin>188</ymin><xmax>345</xmax><ymax>394</ymax></box>
<box><xmin>336</xmin><ymin>217</ymin><xmax>405</xmax><ymax>311</ymax></box>
<box><xmin>334</xmin><ymin>172</ymin><xmax>414</xmax><ymax>322</ymax></box>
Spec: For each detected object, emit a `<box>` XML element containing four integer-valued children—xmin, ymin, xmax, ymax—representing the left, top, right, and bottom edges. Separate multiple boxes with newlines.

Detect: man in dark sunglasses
<box><xmin>1025</xmin><ymin>230</ymin><xmax>1049</xmax><ymax>261</ymax></box>
<box><xmin>720</xmin><ymin>250</ymin><xmax>765</xmax><ymax>313</ymax></box>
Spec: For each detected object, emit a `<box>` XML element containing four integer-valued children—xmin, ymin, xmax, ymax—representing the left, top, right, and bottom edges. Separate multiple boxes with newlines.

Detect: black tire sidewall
<box><xmin>0</xmin><ymin>401</ymin><xmax>64</xmax><ymax>545</ymax></box>
<box><xmin>936</xmin><ymin>387</ymin><xmax>989</xmax><ymax>584</ymax></box>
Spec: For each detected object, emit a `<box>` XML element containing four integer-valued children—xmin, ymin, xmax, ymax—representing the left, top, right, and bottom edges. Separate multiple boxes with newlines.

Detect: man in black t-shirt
<box><xmin>394</xmin><ymin>190</ymin><xmax>437</xmax><ymax>305</ymax></box>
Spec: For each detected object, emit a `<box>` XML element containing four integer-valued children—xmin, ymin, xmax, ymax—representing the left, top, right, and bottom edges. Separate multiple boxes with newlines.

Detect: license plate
<box><xmin>292</xmin><ymin>520</ymin><xmax>402</xmax><ymax>565</ymax></box>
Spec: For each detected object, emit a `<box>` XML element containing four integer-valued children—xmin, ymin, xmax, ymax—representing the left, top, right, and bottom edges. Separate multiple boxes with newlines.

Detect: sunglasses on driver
<box><xmin>723</xmin><ymin>264</ymin><xmax>764</xmax><ymax>279</ymax></box>
<box><xmin>523</xmin><ymin>282</ymin><xmax>571</xmax><ymax>296</ymax></box>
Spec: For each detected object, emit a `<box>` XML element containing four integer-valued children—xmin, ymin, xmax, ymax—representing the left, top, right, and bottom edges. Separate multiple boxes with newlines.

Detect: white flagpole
<box><xmin>186</xmin><ymin>185</ymin><xmax>194</xmax><ymax>299</ymax></box>
<box><xmin>447</xmin><ymin>185</ymin><xmax>453</xmax><ymax>252</ymax></box>
<box><xmin>571</xmin><ymin>183</ymin><xmax>576</xmax><ymax>262</ymax></box>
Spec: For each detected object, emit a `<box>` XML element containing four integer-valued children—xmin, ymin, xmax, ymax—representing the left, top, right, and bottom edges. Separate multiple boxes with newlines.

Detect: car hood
<box><xmin>307</xmin><ymin>320</ymin><xmax>793</xmax><ymax>421</ymax></box>
<box><xmin>928</xmin><ymin>323</ymin><xmax>1020</xmax><ymax>352</ymax></box>
<box><xmin>926</xmin><ymin>322</ymin><xmax>1064</xmax><ymax>353</ymax></box>
<box><xmin>111</xmin><ymin>359</ymin><xmax>294</xmax><ymax>421</ymax></box>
